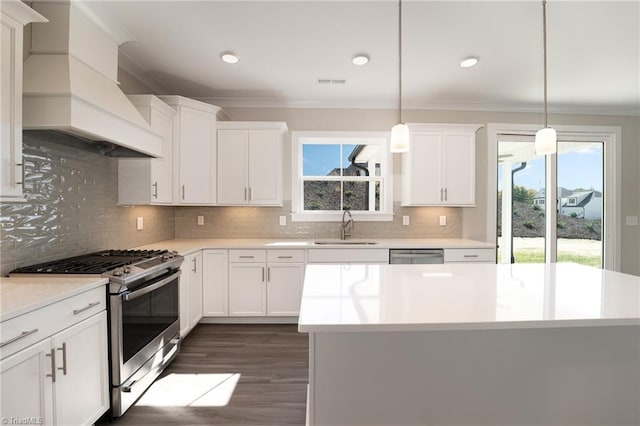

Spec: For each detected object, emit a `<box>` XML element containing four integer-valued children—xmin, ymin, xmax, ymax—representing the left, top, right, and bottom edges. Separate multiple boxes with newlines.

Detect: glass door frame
<box><xmin>486</xmin><ymin>123</ymin><xmax>621</xmax><ymax>271</ymax></box>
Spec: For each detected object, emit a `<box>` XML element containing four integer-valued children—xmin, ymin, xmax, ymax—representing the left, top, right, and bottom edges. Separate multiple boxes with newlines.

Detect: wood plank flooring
<box><xmin>104</xmin><ymin>324</ymin><xmax>308</xmax><ymax>426</ymax></box>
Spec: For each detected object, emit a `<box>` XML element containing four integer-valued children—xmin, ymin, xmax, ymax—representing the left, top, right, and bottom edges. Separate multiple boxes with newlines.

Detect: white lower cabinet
<box><xmin>228</xmin><ymin>249</ymin><xmax>305</xmax><ymax>317</ymax></box>
<box><xmin>0</xmin><ymin>287</ymin><xmax>109</xmax><ymax>426</ymax></box>
<box><xmin>444</xmin><ymin>248</ymin><xmax>496</xmax><ymax>264</ymax></box>
<box><xmin>202</xmin><ymin>250</ymin><xmax>229</xmax><ymax>317</ymax></box>
<box><xmin>180</xmin><ymin>251</ymin><xmax>203</xmax><ymax>337</ymax></box>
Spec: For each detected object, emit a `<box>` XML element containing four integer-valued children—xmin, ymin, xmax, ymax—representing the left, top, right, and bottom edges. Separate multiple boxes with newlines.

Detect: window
<box><xmin>291</xmin><ymin>132</ymin><xmax>393</xmax><ymax>221</ymax></box>
<box><xmin>567</xmin><ymin>197</ymin><xmax>577</xmax><ymax>206</ymax></box>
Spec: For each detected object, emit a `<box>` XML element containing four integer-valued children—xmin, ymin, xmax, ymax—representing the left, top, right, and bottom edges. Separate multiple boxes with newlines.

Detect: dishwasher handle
<box><xmin>389</xmin><ymin>249</ymin><xmax>444</xmax><ymax>264</ymax></box>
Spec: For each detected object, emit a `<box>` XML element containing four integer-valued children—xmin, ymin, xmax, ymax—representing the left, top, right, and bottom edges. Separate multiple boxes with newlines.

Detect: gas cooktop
<box><xmin>10</xmin><ymin>249</ymin><xmax>168</xmax><ymax>274</ymax></box>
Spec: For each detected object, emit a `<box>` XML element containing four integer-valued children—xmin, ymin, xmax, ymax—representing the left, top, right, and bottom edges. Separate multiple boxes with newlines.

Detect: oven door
<box><xmin>110</xmin><ymin>269</ymin><xmax>181</xmax><ymax>386</ymax></box>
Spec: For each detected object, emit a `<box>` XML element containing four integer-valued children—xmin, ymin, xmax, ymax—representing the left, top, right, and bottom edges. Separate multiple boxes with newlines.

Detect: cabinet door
<box><xmin>217</xmin><ymin>129</ymin><xmax>249</xmax><ymax>204</ymax></box>
<box><xmin>248</xmin><ymin>130</ymin><xmax>282</xmax><ymax>205</ymax></box>
<box><xmin>0</xmin><ymin>339</ymin><xmax>54</xmax><ymax>425</ymax></box>
<box><xmin>51</xmin><ymin>311</ymin><xmax>109</xmax><ymax>426</ymax></box>
<box><xmin>203</xmin><ymin>250</ymin><xmax>229</xmax><ymax>317</ymax></box>
<box><xmin>266</xmin><ymin>263</ymin><xmax>304</xmax><ymax>316</ymax></box>
<box><xmin>177</xmin><ymin>107</ymin><xmax>216</xmax><ymax>204</ymax></box>
<box><xmin>179</xmin><ymin>253</ymin><xmax>192</xmax><ymax>337</ymax></box>
<box><xmin>402</xmin><ymin>132</ymin><xmax>443</xmax><ymax>205</ymax></box>
<box><xmin>189</xmin><ymin>251</ymin><xmax>204</xmax><ymax>326</ymax></box>
<box><xmin>228</xmin><ymin>264</ymin><xmax>266</xmax><ymax>316</ymax></box>
<box><xmin>442</xmin><ymin>133</ymin><xmax>475</xmax><ymax>205</ymax></box>
<box><xmin>1</xmin><ymin>14</ymin><xmax>24</xmax><ymax>200</ymax></box>
<box><xmin>149</xmin><ymin>109</ymin><xmax>174</xmax><ymax>204</ymax></box>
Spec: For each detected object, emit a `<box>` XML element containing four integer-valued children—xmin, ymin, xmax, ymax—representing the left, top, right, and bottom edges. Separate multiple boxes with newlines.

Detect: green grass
<box><xmin>498</xmin><ymin>248</ymin><xmax>602</xmax><ymax>267</ymax></box>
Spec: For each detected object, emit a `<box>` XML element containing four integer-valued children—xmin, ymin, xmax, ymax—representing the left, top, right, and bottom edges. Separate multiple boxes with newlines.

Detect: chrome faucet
<box><xmin>341</xmin><ymin>210</ymin><xmax>354</xmax><ymax>240</ymax></box>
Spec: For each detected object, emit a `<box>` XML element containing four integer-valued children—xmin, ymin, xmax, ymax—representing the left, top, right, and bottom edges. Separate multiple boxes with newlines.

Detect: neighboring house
<box><xmin>559</xmin><ymin>190</ymin><xmax>603</xmax><ymax>220</ymax></box>
<box><xmin>532</xmin><ymin>188</ymin><xmax>602</xmax><ymax>220</ymax></box>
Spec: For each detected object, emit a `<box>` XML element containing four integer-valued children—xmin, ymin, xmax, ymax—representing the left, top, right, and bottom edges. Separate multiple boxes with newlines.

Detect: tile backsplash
<box><xmin>0</xmin><ymin>134</ymin><xmax>175</xmax><ymax>276</ymax></box>
<box><xmin>175</xmin><ymin>201</ymin><xmax>462</xmax><ymax>240</ymax></box>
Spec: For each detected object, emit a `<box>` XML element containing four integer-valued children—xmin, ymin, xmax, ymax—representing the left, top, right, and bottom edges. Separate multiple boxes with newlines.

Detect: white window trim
<box><xmin>290</xmin><ymin>131</ymin><xmax>394</xmax><ymax>222</ymax></box>
<box><xmin>486</xmin><ymin>123</ymin><xmax>621</xmax><ymax>271</ymax></box>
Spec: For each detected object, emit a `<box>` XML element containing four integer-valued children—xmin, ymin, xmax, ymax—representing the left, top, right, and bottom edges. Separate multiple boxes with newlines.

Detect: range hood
<box><xmin>22</xmin><ymin>1</ymin><xmax>161</xmax><ymax>158</ymax></box>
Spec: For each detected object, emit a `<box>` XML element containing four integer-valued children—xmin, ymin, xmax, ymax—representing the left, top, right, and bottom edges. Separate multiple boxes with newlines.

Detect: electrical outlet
<box><xmin>197</xmin><ymin>215</ymin><xmax>205</xmax><ymax>226</ymax></box>
<box><xmin>402</xmin><ymin>215</ymin><xmax>410</xmax><ymax>226</ymax></box>
<box><xmin>439</xmin><ymin>215</ymin><xmax>446</xmax><ymax>226</ymax></box>
<box><xmin>136</xmin><ymin>216</ymin><xmax>143</xmax><ymax>231</ymax></box>
<box><xmin>279</xmin><ymin>216</ymin><xmax>287</xmax><ymax>226</ymax></box>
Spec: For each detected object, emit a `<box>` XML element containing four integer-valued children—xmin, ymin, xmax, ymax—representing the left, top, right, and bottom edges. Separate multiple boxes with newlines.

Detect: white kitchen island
<box><xmin>298</xmin><ymin>263</ymin><xmax>640</xmax><ymax>426</ymax></box>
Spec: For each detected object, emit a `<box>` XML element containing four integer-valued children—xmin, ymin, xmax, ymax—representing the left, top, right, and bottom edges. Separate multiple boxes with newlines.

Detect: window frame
<box><xmin>291</xmin><ymin>131</ymin><xmax>394</xmax><ymax>222</ymax></box>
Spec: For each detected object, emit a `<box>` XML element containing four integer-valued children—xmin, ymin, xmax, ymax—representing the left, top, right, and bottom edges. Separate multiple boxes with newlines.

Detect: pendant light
<box><xmin>534</xmin><ymin>0</ymin><xmax>557</xmax><ymax>155</ymax></box>
<box><xmin>390</xmin><ymin>0</ymin><xmax>409</xmax><ymax>153</ymax></box>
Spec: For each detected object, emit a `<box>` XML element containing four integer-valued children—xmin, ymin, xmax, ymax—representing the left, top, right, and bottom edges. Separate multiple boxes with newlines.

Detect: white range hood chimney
<box><xmin>22</xmin><ymin>1</ymin><xmax>161</xmax><ymax>158</ymax></box>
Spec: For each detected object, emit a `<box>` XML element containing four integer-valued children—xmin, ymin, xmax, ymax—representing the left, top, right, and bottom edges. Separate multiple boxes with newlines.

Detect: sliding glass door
<box><xmin>497</xmin><ymin>136</ymin><xmax>604</xmax><ymax>267</ymax></box>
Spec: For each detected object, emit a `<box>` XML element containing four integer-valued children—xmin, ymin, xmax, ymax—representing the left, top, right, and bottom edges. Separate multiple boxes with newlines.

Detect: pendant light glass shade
<box><xmin>535</xmin><ymin>0</ymin><xmax>556</xmax><ymax>156</ymax></box>
<box><xmin>390</xmin><ymin>123</ymin><xmax>410</xmax><ymax>153</ymax></box>
<box><xmin>534</xmin><ymin>127</ymin><xmax>557</xmax><ymax>155</ymax></box>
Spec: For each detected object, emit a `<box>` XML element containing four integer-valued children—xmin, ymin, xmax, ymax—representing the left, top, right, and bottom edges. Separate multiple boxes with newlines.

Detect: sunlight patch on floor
<box><xmin>136</xmin><ymin>373</ymin><xmax>241</xmax><ymax>407</ymax></box>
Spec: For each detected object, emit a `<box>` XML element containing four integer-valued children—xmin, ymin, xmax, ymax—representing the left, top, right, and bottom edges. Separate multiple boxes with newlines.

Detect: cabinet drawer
<box><xmin>229</xmin><ymin>250</ymin><xmax>267</xmax><ymax>263</ymax></box>
<box><xmin>307</xmin><ymin>249</ymin><xmax>389</xmax><ymax>264</ymax></box>
<box><xmin>444</xmin><ymin>248</ymin><xmax>495</xmax><ymax>263</ymax></box>
<box><xmin>1</xmin><ymin>286</ymin><xmax>106</xmax><ymax>360</ymax></box>
<box><xmin>267</xmin><ymin>250</ymin><xmax>305</xmax><ymax>263</ymax></box>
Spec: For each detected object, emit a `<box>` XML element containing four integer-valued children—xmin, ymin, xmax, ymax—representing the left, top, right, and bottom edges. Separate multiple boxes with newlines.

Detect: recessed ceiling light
<box><xmin>352</xmin><ymin>54</ymin><xmax>369</xmax><ymax>66</ymax></box>
<box><xmin>460</xmin><ymin>57</ymin><xmax>479</xmax><ymax>68</ymax></box>
<box><xmin>220</xmin><ymin>52</ymin><xmax>239</xmax><ymax>64</ymax></box>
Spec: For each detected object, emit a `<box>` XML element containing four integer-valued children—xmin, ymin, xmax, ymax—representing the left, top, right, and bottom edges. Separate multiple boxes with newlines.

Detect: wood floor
<box><xmin>105</xmin><ymin>324</ymin><xmax>309</xmax><ymax>426</ymax></box>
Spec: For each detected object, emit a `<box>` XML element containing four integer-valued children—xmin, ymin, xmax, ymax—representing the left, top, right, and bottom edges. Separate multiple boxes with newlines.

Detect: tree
<box><xmin>512</xmin><ymin>185</ymin><xmax>536</xmax><ymax>203</ymax></box>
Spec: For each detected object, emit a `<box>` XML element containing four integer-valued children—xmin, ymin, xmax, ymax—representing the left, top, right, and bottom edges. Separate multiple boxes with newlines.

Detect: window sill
<box><xmin>290</xmin><ymin>212</ymin><xmax>395</xmax><ymax>222</ymax></box>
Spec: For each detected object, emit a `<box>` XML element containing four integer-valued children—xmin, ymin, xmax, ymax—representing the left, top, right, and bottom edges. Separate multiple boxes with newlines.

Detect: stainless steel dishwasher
<box><xmin>389</xmin><ymin>249</ymin><xmax>444</xmax><ymax>264</ymax></box>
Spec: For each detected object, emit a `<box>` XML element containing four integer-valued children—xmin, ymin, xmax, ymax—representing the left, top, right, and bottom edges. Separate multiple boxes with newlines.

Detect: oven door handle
<box><xmin>123</xmin><ymin>271</ymin><xmax>181</xmax><ymax>302</ymax></box>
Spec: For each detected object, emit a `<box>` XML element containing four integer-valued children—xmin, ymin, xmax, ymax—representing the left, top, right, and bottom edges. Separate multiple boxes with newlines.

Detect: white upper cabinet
<box><xmin>0</xmin><ymin>1</ymin><xmax>47</xmax><ymax>201</ymax></box>
<box><xmin>217</xmin><ymin>122</ymin><xmax>287</xmax><ymax>206</ymax></box>
<box><xmin>118</xmin><ymin>95</ymin><xmax>176</xmax><ymax>205</ymax></box>
<box><xmin>401</xmin><ymin>124</ymin><xmax>481</xmax><ymax>206</ymax></box>
<box><xmin>159</xmin><ymin>96</ymin><xmax>226</xmax><ymax>205</ymax></box>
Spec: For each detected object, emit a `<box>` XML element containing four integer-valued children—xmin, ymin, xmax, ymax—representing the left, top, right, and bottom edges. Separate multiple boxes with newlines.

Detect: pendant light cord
<box><xmin>542</xmin><ymin>0</ymin><xmax>548</xmax><ymax>128</ymax></box>
<box><xmin>398</xmin><ymin>0</ymin><xmax>403</xmax><ymax>124</ymax></box>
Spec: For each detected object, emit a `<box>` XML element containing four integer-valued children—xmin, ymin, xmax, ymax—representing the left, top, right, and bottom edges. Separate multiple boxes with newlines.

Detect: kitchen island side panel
<box><xmin>309</xmin><ymin>326</ymin><xmax>640</xmax><ymax>426</ymax></box>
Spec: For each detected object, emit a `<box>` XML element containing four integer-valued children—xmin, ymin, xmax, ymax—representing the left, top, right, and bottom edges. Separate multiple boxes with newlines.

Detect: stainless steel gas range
<box><xmin>10</xmin><ymin>249</ymin><xmax>184</xmax><ymax>417</ymax></box>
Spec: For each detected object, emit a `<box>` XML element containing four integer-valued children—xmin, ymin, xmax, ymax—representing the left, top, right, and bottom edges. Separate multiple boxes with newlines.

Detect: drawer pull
<box><xmin>239</xmin><ymin>255</ymin><xmax>255</xmax><ymax>259</ymax></box>
<box><xmin>46</xmin><ymin>349</ymin><xmax>56</xmax><ymax>382</ymax></box>
<box><xmin>463</xmin><ymin>255</ymin><xmax>479</xmax><ymax>258</ymax></box>
<box><xmin>0</xmin><ymin>328</ymin><xmax>38</xmax><ymax>347</ymax></box>
<box><xmin>57</xmin><ymin>342</ymin><xmax>68</xmax><ymax>375</ymax></box>
<box><xmin>73</xmin><ymin>301</ymin><xmax>100</xmax><ymax>315</ymax></box>
<box><xmin>277</xmin><ymin>256</ymin><xmax>293</xmax><ymax>259</ymax></box>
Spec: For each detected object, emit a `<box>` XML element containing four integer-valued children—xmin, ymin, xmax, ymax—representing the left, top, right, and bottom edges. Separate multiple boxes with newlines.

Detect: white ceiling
<box><xmin>86</xmin><ymin>0</ymin><xmax>640</xmax><ymax>114</ymax></box>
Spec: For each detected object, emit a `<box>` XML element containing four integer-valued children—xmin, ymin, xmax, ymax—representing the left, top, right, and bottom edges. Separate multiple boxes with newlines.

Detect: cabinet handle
<box><xmin>244</xmin><ymin>188</ymin><xmax>247</xmax><ymax>201</ymax></box>
<box><xmin>192</xmin><ymin>257</ymin><xmax>197</xmax><ymax>273</ymax></box>
<box><xmin>444</xmin><ymin>188</ymin><xmax>448</xmax><ymax>201</ymax></box>
<box><xmin>0</xmin><ymin>328</ymin><xmax>38</xmax><ymax>347</ymax></box>
<box><xmin>267</xmin><ymin>267</ymin><xmax>270</xmax><ymax>282</ymax></box>
<box><xmin>15</xmin><ymin>163</ymin><xmax>24</xmax><ymax>185</ymax></box>
<box><xmin>277</xmin><ymin>256</ymin><xmax>293</xmax><ymax>259</ymax></box>
<box><xmin>152</xmin><ymin>182</ymin><xmax>158</xmax><ymax>199</ymax></box>
<box><xmin>440</xmin><ymin>188</ymin><xmax>443</xmax><ymax>201</ymax></box>
<box><xmin>57</xmin><ymin>342</ymin><xmax>68</xmax><ymax>375</ymax></box>
<box><xmin>248</xmin><ymin>187</ymin><xmax>252</xmax><ymax>201</ymax></box>
<box><xmin>182</xmin><ymin>185</ymin><xmax>185</xmax><ymax>200</ymax></box>
<box><xmin>239</xmin><ymin>255</ymin><xmax>255</xmax><ymax>259</ymax></box>
<box><xmin>73</xmin><ymin>302</ymin><xmax>100</xmax><ymax>315</ymax></box>
<box><xmin>463</xmin><ymin>254</ymin><xmax>479</xmax><ymax>258</ymax></box>
<box><xmin>262</xmin><ymin>267</ymin><xmax>265</xmax><ymax>283</ymax></box>
<box><xmin>46</xmin><ymin>349</ymin><xmax>56</xmax><ymax>382</ymax></box>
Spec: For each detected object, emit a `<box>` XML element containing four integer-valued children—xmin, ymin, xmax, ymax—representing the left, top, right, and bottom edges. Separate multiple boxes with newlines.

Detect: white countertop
<box><xmin>136</xmin><ymin>238</ymin><xmax>495</xmax><ymax>255</ymax></box>
<box><xmin>298</xmin><ymin>263</ymin><xmax>640</xmax><ymax>332</ymax></box>
<box><xmin>0</xmin><ymin>276</ymin><xmax>108</xmax><ymax>322</ymax></box>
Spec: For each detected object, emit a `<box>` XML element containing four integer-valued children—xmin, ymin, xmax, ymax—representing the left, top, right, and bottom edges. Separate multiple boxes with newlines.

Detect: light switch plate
<box><xmin>439</xmin><ymin>215</ymin><xmax>446</xmax><ymax>226</ymax></box>
<box><xmin>136</xmin><ymin>216</ymin><xmax>143</xmax><ymax>231</ymax></box>
<box><xmin>402</xmin><ymin>216</ymin><xmax>410</xmax><ymax>226</ymax></box>
<box><xmin>279</xmin><ymin>216</ymin><xmax>287</xmax><ymax>226</ymax></box>
<box><xmin>197</xmin><ymin>215</ymin><xmax>205</xmax><ymax>226</ymax></box>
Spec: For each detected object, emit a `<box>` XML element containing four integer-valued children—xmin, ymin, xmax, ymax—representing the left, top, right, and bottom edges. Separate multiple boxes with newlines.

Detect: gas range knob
<box><xmin>123</xmin><ymin>267</ymin><xmax>132</xmax><ymax>274</ymax></box>
<box><xmin>161</xmin><ymin>254</ymin><xmax>170</xmax><ymax>262</ymax></box>
<box><xmin>113</xmin><ymin>269</ymin><xmax>124</xmax><ymax>277</ymax></box>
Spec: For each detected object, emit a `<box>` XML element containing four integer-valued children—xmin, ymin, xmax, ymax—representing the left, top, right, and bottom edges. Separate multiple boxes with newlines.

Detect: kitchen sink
<box><xmin>313</xmin><ymin>240</ymin><xmax>379</xmax><ymax>245</ymax></box>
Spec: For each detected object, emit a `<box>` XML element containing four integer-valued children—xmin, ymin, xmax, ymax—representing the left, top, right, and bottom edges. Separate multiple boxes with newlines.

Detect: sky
<box><xmin>498</xmin><ymin>144</ymin><xmax>603</xmax><ymax>192</ymax></box>
<box><xmin>303</xmin><ymin>144</ymin><xmax>357</xmax><ymax>176</ymax></box>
